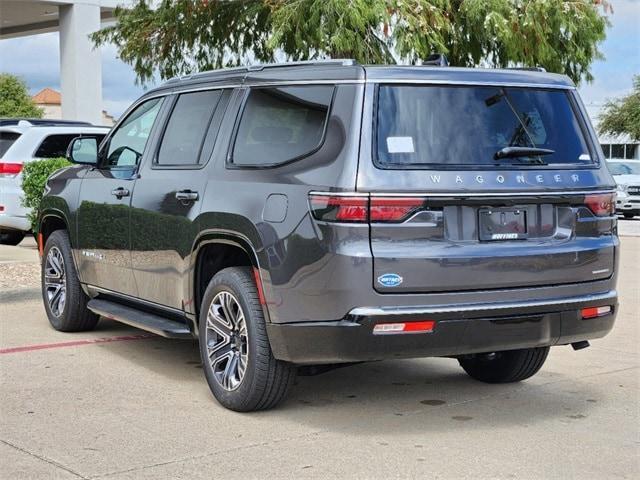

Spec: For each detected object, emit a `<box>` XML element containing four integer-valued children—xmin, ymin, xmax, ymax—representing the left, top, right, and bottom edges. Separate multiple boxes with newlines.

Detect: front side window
<box><xmin>104</xmin><ymin>98</ymin><xmax>163</xmax><ymax>168</ymax></box>
<box><xmin>156</xmin><ymin>90</ymin><xmax>222</xmax><ymax>166</ymax></box>
<box><xmin>376</xmin><ymin>85</ymin><xmax>593</xmax><ymax>168</ymax></box>
<box><xmin>232</xmin><ymin>86</ymin><xmax>334</xmax><ymax>166</ymax></box>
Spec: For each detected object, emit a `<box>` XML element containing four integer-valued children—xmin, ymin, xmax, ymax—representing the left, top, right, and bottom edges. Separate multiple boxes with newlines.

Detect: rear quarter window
<box><xmin>375</xmin><ymin>85</ymin><xmax>593</xmax><ymax>169</ymax></box>
<box><xmin>231</xmin><ymin>85</ymin><xmax>334</xmax><ymax>167</ymax></box>
<box><xmin>0</xmin><ymin>131</ymin><xmax>21</xmax><ymax>158</ymax></box>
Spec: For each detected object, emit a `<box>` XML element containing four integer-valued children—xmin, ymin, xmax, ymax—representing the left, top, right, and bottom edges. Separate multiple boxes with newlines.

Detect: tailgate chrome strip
<box><xmin>349</xmin><ymin>290</ymin><xmax>617</xmax><ymax>317</ymax></box>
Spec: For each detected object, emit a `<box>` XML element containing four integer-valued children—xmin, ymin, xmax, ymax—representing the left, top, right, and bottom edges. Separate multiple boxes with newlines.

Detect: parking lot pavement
<box><xmin>618</xmin><ymin>216</ymin><xmax>640</xmax><ymax>237</ymax></box>
<box><xmin>0</xmin><ymin>239</ymin><xmax>638</xmax><ymax>480</ymax></box>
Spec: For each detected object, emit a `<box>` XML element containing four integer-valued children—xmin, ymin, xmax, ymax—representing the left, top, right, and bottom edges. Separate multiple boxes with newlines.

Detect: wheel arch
<box><xmin>190</xmin><ymin>230</ymin><xmax>267</xmax><ymax>325</ymax></box>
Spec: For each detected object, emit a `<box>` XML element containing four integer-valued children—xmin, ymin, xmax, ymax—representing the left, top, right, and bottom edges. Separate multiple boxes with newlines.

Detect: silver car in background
<box><xmin>607</xmin><ymin>159</ymin><xmax>640</xmax><ymax>218</ymax></box>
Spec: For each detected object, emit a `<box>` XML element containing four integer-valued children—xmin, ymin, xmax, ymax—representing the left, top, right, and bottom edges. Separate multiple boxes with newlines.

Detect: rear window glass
<box><xmin>232</xmin><ymin>86</ymin><xmax>333</xmax><ymax>166</ymax></box>
<box><xmin>157</xmin><ymin>90</ymin><xmax>222</xmax><ymax>166</ymax></box>
<box><xmin>0</xmin><ymin>132</ymin><xmax>20</xmax><ymax>157</ymax></box>
<box><xmin>376</xmin><ymin>85</ymin><xmax>592</xmax><ymax>168</ymax></box>
<box><xmin>35</xmin><ymin>134</ymin><xmax>106</xmax><ymax>159</ymax></box>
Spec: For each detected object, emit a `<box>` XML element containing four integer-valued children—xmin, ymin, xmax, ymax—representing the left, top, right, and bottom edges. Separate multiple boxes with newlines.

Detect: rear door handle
<box><xmin>111</xmin><ymin>187</ymin><xmax>130</xmax><ymax>198</ymax></box>
<box><xmin>175</xmin><ymin>190</ymin><xmax>199</xmax><ymax>202</ymax></box>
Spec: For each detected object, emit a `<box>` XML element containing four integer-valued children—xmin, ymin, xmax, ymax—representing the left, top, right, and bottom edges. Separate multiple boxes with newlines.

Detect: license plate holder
<box><xmin>479</xmin><ymin>208</ymin><xmax>528</xmax><ymax>241</ymax></box>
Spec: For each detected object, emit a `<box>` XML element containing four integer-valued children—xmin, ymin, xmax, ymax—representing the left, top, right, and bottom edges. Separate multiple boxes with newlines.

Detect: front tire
<box><xmin>623</xmin><ymin>212</ymin><xmax>635</xmax><ymax>219</ymax></box>
<box><xmin>199</xmin><ymin>267</ymin><xmax>296</xmax><ymax>412</ymax></box>
<box><xmin>458</xmin><ymin>347</ymin><xmax>549</xmax><ymax>383</ymax></box>
<box><xmin>42</xmin><ymin>230</ymin><xmax>98</xmax><ymax>332</ymax></box>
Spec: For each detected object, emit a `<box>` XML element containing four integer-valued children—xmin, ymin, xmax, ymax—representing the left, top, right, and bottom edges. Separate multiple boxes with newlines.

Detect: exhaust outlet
<box><xmin>572</xmin><ymin>341</ymin><xmax>590</xmax><ymax>351</ymax></box>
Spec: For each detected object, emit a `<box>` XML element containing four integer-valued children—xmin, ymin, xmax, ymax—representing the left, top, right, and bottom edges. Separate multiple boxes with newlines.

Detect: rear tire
<box><xmin>458</xmin><ymin>347</ymin><xmax>549</xmax><ymax>383</ymax></box>
<box><xmin>623</xmin><ymin>213</ymin><xmax>634</xmax><ymax>219</ymax></box>
<box><xmin>42</xmin><ymin>230</ymin><xmax>98</xmax><ymax>332</ymax></box>
<box><xmin>199</xmin><ymin>267</ymin><xmax>296</xmax><ymax>412</ymax></box>
<box><xmin>0</xmin><ymin>231</ymin><xmax>25</xmax><ymax>245</ymax></box>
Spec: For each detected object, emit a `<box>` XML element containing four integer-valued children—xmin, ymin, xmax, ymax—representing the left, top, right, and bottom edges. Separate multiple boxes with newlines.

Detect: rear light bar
<box><xmin>581</xmin><ymin>306</ymin><xmax>611</xmax><ymax>319</ymax></box>
<box><xmin>309</xmin><ymin>193</ymin><xmax>425</xmax><ymax>223</ymax></box>
<box><xmin>584</xmin><ymin>193</ymin><xmax>615</xmax><ymax>217</ymax></box>
<box><xmin>373</xmin><ymin>320</ymin><xmax>435</xmax><ymax>335</ymax></box>
<box><xmin>0</xmin><ymin>162</ymin><xmax>23</xmax><ymax>177</ymax></box>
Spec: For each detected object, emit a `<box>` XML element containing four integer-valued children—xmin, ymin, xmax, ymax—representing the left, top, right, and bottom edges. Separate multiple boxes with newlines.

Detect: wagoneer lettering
<box><xmin>38</xmin><ymin>60</ymin><xmax>618</xmax><ymax>412</ymax></box>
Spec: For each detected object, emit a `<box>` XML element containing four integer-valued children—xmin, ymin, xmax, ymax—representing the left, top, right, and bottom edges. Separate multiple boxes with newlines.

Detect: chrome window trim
<box><xmin>350</xmin><ymin>290</ymin><xmax>617</xmax><ymax>317</ymax></box>
<box><xmin>310</xmin><ymin>190</ymin><xmax>615</xmax><ymax>198</ymax></box>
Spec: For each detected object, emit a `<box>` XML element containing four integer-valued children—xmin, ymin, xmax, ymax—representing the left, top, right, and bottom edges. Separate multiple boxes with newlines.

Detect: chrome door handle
<box><xmin>111</xmin><ymin>187</ymin><xmax>130</xmax><ymax>198</ymax></box>
<box><xmin>175</xmin><ymin>190</ymin><xmax>199</xmax><ymax>202</ymax></box>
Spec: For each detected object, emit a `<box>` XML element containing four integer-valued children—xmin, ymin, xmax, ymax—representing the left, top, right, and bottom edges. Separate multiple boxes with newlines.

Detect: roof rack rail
<box><xmin>506</xmin><ymin>66</ymin><xmax>547</xmax><ymax>73</ymax></box>
<box><xmin>166</xmin><ymin>59</ymin><xmax>359</xmax><ymax>83</ymax></box>
<box><xmin>423</xmin><ymin>54</ymin><xmax>448</xmax><ymax>67</ymax></box>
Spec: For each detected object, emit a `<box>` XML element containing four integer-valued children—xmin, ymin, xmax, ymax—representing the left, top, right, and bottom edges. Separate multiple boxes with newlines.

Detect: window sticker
<box><xmin>386</xmin><ymin>136</ymin><xmax>415</xmax><ymax>154</ymax></box>
<box><xmin>578</xmin><ymin>153</ymin><xmax>591</xmax><ymax>161</ymax></box>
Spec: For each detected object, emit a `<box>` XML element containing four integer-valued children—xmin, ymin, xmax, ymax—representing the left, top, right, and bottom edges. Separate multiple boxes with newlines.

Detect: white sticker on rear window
<box><xmin>579</xmin><ymin>153</ymin><xmax>591</xmax><ymax>161</ymax></box>
<box><xmin>386</xmin><ymin>136</ymin><xmax>415</xmax><ymax>154</ymax></box>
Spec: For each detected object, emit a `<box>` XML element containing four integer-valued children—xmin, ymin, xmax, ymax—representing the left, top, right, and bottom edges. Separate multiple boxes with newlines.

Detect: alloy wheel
<box><xmin>44</xmin><ymin>246</ymin><xmax>66</xmax><ymax>317</ymax></box>
<box><xmin>205</xmin><ymin>291</ymin><xmax>249</xmax><ymax>391</ymax></box>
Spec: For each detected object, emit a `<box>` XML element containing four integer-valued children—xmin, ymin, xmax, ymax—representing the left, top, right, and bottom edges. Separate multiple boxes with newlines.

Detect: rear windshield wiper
<box><xmin>494</xmin><ymin>146</ymin><xmax>555</xmax><ymax>162</ymax></box>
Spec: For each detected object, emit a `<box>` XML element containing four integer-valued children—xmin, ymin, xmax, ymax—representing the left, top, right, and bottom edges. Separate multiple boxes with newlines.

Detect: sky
<box><xmin>0</xmin><ymin>0</ymin><xmax>638</xmax><ymax>119</ymax></box>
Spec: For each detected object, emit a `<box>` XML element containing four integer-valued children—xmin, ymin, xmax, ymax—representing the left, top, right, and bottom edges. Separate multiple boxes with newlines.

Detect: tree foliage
<box><xmin>0</xmin><ymin>73</ymin><xmax>43</xmax><ymax>118</ymax></box>
<box><xmin>92</xmin><ymin>0</ymin><xmax>610</xmax><ymax>85</ymax></box>
<box><xmin>22</xmin><ymin>158</ymin><xmax>71</xmax><ymax>231</ymax></box>
<box><xmin>599</xmin><ymin>76</ymin><xmax>640</xmax><ymax>141</ymax></box>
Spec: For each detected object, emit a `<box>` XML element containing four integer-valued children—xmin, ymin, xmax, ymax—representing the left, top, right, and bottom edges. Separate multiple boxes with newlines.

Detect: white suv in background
<box><xmin>0</xmin><ymin>119</ymin><xmax>109</xmax><ymax>245</ymax></box>
<box><xmin>607</xmin><ymin>159</ymin><xmax>640</xmax><ymax>219</ymax></box>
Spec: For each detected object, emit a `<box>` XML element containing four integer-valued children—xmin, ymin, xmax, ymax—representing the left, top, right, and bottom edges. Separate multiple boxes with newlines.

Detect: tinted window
<box><xmin>0</xmin><ymin>132</ymin><xmax>20</xmax><ymax>157</ymax></box>
<box><xmin>35</xmin><ymin>134</ymin><xmax>106</xmax><ymax>159</ymax></box>
<box><xmin>157</xmin><ymin>90</ymin><xmax>222</xmax><ymax>166</ymax></box>
<box><xmin>376</xmin><ymin>85</ymin><xmax>592</xmax><ymax>168</ymax></box>
<box><xmin>232</xmin><ymin>86</ymin><xmax>333</xmax><ymax>166</ymax></box>
<box><xmin>611</xmin><ymin>144</ymin><xmax>625</xmax><ymax>159</ymax></box>
<box><xmin>105</xmin><ymin>98</ymin><xmax>163</xmax><ymax>167</ymax></box>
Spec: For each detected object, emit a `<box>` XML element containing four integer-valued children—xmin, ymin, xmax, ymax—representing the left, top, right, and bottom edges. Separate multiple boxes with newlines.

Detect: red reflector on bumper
<box><xmin>373</xmin><ymin>320</ymin><xmax>435</xmax><ymax>335</ymax></box>
<box><xmin>581</xmin><ymin>306</ymin><xmax>611</xmax><ymax>319</ymax></box>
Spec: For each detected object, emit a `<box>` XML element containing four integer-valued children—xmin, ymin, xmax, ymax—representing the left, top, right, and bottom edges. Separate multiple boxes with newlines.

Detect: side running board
<box><xmin>87</xmin><ymin>299</ymin><xmax>192</xmax><ymax>339</ymax></box>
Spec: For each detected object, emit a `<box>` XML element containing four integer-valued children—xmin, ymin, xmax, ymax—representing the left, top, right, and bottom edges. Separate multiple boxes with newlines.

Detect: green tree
<box><xmin>92</xmin><ymin>0</ymin><xmax>611</xmax><ymax>85</ymax></box>
<box><xmin>0</xmin><ymin>73</ymin><xmax>44</xmax><ymax>118</ymax></box>
<box><xmin>599</xmin><ymin>76</ymin><xmax>640</xmax><ymax>141</ymax></box>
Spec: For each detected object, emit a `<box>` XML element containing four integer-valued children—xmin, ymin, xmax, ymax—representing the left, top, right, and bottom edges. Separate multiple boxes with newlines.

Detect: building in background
<box><xmin>586</xmin><ymin>103</ymin><xmax>640</xmax><ymax>160</ymax></box>
<box><xmin>0</xmin><ymin>0</ymin><xmax>127</xmax><ymax>125</ymax></box>
<box><xmin>32</xmin><ymin>87</ymin><xmax>115</xmax><ymax>126</ymax></box>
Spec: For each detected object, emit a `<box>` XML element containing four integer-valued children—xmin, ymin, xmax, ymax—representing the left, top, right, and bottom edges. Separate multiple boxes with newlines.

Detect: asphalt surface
<box><xmin>0</xmin><ymin>224</ymin><xmax>638</xmax><ymax>479</ymax></box>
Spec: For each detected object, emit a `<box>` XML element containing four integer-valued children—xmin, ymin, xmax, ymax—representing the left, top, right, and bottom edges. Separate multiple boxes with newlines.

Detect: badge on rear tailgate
<box><xmin>378</xmin><ymin>273</ymin><xmax>403</xmax><ymax>287</ymax></box>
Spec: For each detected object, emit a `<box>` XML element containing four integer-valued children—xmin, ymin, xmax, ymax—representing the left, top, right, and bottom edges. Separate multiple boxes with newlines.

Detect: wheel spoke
<box><xmin>44</xmin><ymin>247</ymin><xmax>66</xmax><ymax>317</ymax></box>
<box><xmin>205</xmin><ymin>290</ymin><xmax>250</xmax><ymax>392</ymax></box>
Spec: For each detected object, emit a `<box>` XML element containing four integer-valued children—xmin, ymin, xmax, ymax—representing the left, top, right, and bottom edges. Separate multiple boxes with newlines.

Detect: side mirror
<box><xmin>67</xmin><ymin>137</ymin><xmax>99</xmax><ymax>165</ymax></box>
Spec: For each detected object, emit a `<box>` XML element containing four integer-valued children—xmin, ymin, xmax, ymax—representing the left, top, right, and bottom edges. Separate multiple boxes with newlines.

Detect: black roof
<box><xmin>145</xmin><ymin>59</ymin><xmax>574</xmax><ymax>98</ymax></box>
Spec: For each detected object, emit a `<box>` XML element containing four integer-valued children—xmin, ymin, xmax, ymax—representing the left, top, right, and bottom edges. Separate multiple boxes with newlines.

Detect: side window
<box><xmin>156</xmin><ymin>90</ymin><xmax>222</xmax><ymax>166</ymax></box>
<box><xmin>231</xmin><ymin>85</ymin><xmax>334</xmax><ymax>167</ymax></box>
<box><xmin>34</xmin><ymin>134</ymin><xmax>81</xmax><ymax>158</ymax></box>
<box><xmin>104</xmin><ymin>98</ymin><xmax>163</xmax><ymax>168</ymax></box>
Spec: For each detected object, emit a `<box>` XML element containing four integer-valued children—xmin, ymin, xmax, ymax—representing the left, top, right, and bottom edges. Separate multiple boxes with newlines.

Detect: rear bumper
<box><xmin>266</xmin><ymin>290</ymin><xmax>618</xmax><ymax>364</ymax></box>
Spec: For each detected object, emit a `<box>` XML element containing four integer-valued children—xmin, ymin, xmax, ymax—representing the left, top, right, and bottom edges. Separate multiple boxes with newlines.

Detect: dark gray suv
<box><xmin>38</xmin><ymin>60</ymin><xmax>619</xmax><ymax>411</ymax></box>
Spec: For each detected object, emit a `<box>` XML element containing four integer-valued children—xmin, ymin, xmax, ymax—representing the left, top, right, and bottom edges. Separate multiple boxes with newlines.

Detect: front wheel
<box><xmin>623</xmin><ymin>212</ymin><xmax>635</xmax><ymax>219</ymax></box>
<box><xmin>199</xmin><ymin>267</ymin><xmax>296</xmax><ymax>412</ymax></box>
<box><xmin>458</xmin><ymin>347</ymin><xmax>549</xmax><ymax>383</ymax></box>
<box><xmin>41</xmin><ymin>230</ymin><xmax>98</xmax><ymax>332</ymax></box>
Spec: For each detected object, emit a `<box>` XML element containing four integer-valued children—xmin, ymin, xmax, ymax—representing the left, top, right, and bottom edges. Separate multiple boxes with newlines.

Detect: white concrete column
<box><xmin>58</xmin><ymin>3</ymin><xmax>102</xmax><ymax>124</ymax></box>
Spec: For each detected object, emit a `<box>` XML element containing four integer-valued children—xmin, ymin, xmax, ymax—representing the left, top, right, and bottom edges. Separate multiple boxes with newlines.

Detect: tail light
<box><xmin>0</xmin><ymin>162</ymin><xmax>23</xmax><ymax>177</ymax></box>
<box><xmin>370</xmin><ymin>197</ymin><xmax>424</xmax><ymax>222</ymax></box>
<box><xmin>309</xmin><ymin>194</ymin><xmax>368</xmax><ymax>223</ymax></box>
<box><xmin>309</xmin><ymin>193</ymin><xmax>426</xmax><ymax>223</ymax></box>
<box><xmin>584</xmin><ymin>193</ymin><xmax>615</xmax><ymax>217</ymax></box>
